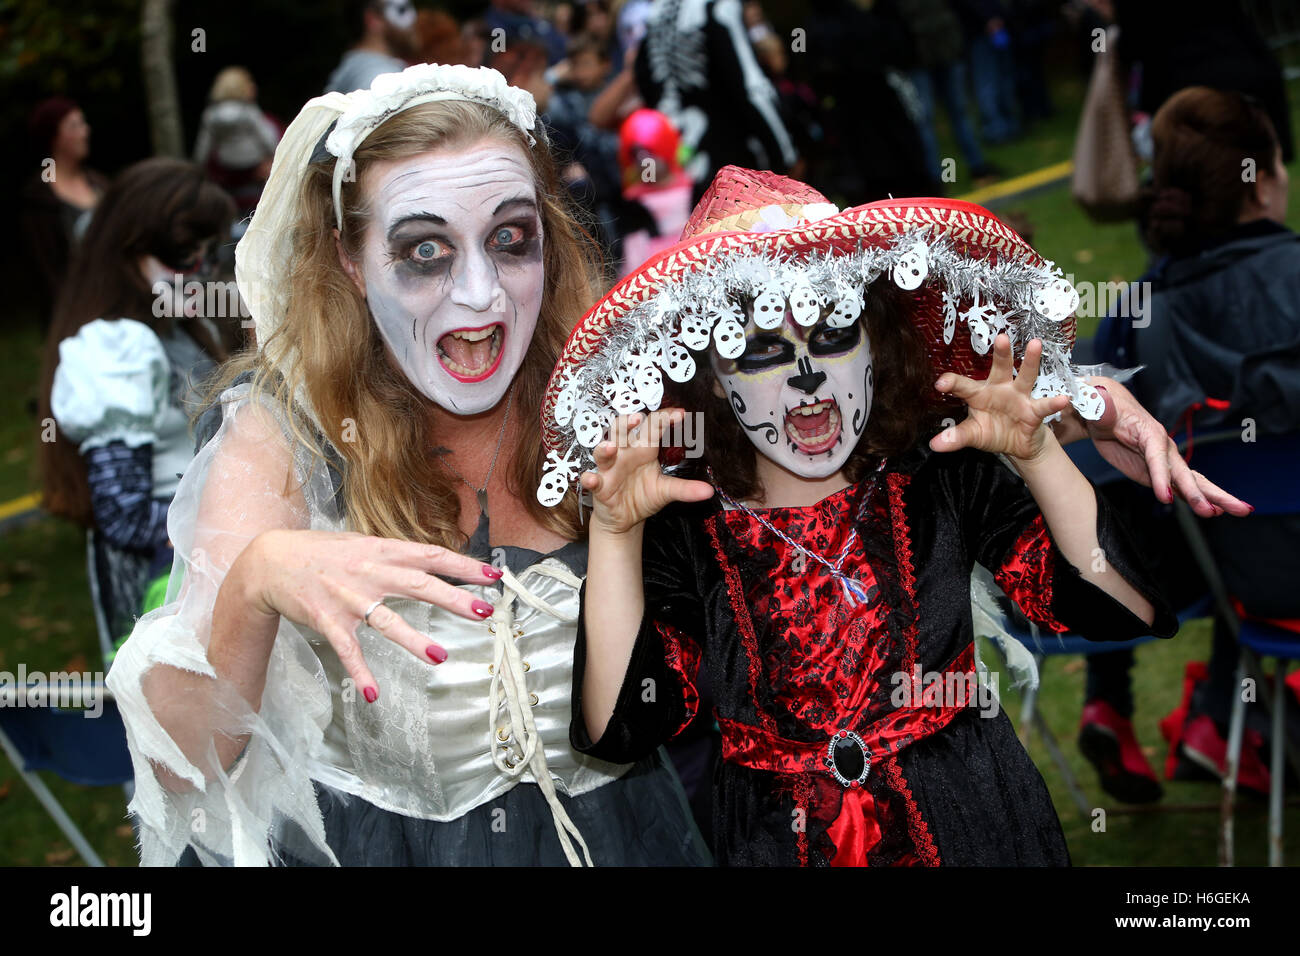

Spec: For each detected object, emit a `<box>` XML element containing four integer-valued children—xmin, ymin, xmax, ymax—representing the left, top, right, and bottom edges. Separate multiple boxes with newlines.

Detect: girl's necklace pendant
<box><xmin>476</xmin><ymin>487</ymin><xmax>490</xmax><ymax>518</ymax></box>
<box><xmin>838</xmin><ymin>575</ymin><xmax>870</xmax><ymax>607</ymax></box>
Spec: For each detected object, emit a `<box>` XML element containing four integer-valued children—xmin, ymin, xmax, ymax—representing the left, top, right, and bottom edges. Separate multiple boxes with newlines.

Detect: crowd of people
<box><xmin>14</xmin><ymin>0</ymin><xmax>1300</xmax><ymax>866</ymax></box>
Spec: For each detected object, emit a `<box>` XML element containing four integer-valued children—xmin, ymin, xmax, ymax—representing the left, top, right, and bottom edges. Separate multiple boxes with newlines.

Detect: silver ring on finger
<box><xmin>362</xmin><ymin>599</ymin><xmax>385</xmax><ymax>627</ymax></box>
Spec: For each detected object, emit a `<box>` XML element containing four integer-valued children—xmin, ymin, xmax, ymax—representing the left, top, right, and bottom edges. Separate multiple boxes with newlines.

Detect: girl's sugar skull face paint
<box><xmin>352</xmin><ymin>141</ymin><xmax>544</xmax><ymax>415</ymax></box>
<box><xmin>711</xmin><ymin>302</ymin><xmax>873</xmax><ymax>479</ymax></box>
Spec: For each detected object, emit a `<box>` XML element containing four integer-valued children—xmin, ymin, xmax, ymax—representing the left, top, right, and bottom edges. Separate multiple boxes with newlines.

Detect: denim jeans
<box><xmin>969</xmin><ymin>35</ymin><xmax>1020</xmax><ymax>143</ymax></box>
<box><xmin>910</xmin><ymin>61</ymin><xmax>986</xmax><ymax>180</ymax></box>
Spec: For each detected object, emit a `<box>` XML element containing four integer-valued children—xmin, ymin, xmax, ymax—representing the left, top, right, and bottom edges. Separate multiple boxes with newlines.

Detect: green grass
<box><xmin>982</xmin><ymin>624</ymin><xmax>1300</xmax><ymax>867</ymax></box>
<box><xmin>2</xmin><ymin>69</ymin><xmax>1298</xmax><ymax>867</ymax></box>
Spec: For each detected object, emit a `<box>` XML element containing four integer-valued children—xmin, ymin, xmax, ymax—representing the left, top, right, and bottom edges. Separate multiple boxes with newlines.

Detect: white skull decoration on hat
<box><xmin>536</xmin><ymin>219</ymin><xmax>1099</xmax><ymax>506</ymax></box>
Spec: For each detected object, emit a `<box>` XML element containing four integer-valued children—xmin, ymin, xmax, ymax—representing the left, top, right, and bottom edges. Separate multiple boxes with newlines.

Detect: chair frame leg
<box><xmin>1029</xmin><ymin>705</ymin><xmax>1093</xmax><ymax>819</ymax></box>
<box><xmin>1270</xmin><ymin>662</ymin><xmax>1286</xmax><ymax>867</ymax></box>
<box><xmin>0</xmin><ymin>725</ymin><xmax>105</xmax><ymax>867</ymax></box>
<box><xmin>1220</xmin><ymin>651</ymin><xmax>1249</xmax><ymax>867</ymax></box>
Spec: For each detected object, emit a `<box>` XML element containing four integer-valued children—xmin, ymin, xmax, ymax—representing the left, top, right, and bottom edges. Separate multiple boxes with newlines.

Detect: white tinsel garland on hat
<box><xmin>536</xmin><ymin>231</ymin><xmax>1103</xmax><ymax>506</ymax></box>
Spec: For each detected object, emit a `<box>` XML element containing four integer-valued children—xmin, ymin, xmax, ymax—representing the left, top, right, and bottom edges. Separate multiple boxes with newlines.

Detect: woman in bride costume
<box><xmin>106</xmin><ymin>63</ymin><xmax>1242</xmax><ymax>867</ymax></box>
<box><xmin>105</xmin><ymin>63</ymin><xmax>711</xmax><ymax>866</ymax></box>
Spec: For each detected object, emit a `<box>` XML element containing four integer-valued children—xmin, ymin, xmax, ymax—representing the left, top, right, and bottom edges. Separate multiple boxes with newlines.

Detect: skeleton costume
<box><xmin>105</xmin><ymin>65</ymin><xmax>708</xmax><ymax>867</ymax></box>
<box><xmin>538</xmin><ymin>168</ymin><xmax>1178</xmax><ymax>865</ymax></box>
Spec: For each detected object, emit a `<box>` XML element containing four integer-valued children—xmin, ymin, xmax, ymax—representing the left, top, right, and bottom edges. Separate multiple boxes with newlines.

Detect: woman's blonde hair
<box><xmin>209</xmin><ymin>66</ymin><xmax>256</xmax><ymax>103</ymax></box>
<box><xmin>213</xmin><ymin>100</ymin><xmax>600</xmax><ymax>548</ymax></box>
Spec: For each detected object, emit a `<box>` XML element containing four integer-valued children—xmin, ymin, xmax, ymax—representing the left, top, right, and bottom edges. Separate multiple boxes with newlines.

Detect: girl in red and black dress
<box><xmin>539</xmin><ymin>167</ymin><xmax>1191</xmax><ymax>865</ymax></box>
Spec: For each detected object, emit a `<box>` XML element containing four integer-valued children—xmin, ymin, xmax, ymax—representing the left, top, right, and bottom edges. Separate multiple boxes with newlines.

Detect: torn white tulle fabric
<box><xmin>104</xmin><ymin>383</ymin><xmax>627</xmax><ymax>866</ymax></box>
<box><xmin>970</xmin><ymin>563</ymin><xmax>1040</xmax><ymax>695</ymax></box>
<box><xmin>105</xmin><ymin>384</ymin><xmax>340</xmax><ymax>866</ymax></box>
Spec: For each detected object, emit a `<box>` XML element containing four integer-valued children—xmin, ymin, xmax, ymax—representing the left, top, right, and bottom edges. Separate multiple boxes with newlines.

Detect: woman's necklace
<box><xmin>433</xmin><ymin>383</ymin><xmax>515</xmax><ymax>518</ymax></box>
<box><xmin>709</xmin><ymin>458</ymin><xmax>888</xmax><ymax>607</ymax></box>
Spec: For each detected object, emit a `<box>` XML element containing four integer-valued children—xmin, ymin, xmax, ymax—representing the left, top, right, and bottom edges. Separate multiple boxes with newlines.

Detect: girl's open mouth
<box><xmin>436</xmin><ymin>324</ymin><xmax>504</xmax><ymax>382</ymax></box>
<box><xmin>784</xmin><ymin>398</ymin><xmax>842</xmax><ymax>454</ymax></box>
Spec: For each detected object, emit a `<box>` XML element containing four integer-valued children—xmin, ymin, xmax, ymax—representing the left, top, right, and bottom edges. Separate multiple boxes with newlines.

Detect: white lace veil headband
<box><xmin>235</xmin><ymin>63</ymin><xmax>538</xmax><ymax>378</ymax></box>
<box><xmin>324</xmin><ymin>64</ymin><xmax>539</xmax><ymax>231</ymax></box>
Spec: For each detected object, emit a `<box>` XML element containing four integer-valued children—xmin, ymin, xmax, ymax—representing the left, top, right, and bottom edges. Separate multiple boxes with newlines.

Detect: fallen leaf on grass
<box><xmin>45</xmin><ymin>846</ymin><xmax>76</xmax><ymax>865</ymax></box>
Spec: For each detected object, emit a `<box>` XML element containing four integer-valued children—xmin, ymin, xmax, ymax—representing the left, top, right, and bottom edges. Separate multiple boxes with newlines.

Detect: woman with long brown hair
<box><xmin>39</xmin><ymin>157</ymin><xmax>234</xmax><ymax>649</ymax></box>
<box><xmin>105</xmin><ymin>65</ymin><xmax>710</xmax><ymax>866</ymax></box>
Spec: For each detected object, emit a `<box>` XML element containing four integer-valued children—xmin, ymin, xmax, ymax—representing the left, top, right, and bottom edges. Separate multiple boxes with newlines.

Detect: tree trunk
<box><xmin>140</xmin><ymin>0</ymin><xmax>184</xmax><ymax>157</ymax></box>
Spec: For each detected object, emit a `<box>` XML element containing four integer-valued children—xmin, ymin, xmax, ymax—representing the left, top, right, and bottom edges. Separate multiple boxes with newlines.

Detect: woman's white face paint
<box><xmin>711</xmin><ymin>304</ymin><xmax>873</xmax><ymax>479</ymax></box>
<box><xmin>352</xmin><ymin>140</ymin><xmax>544</xmax><ymax>415</ymax></box>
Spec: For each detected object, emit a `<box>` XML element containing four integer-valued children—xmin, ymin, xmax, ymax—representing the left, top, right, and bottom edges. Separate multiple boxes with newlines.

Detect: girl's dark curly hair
<box><xmin>671</xmin><ymin>279</ymin><xmax>943</xmax><ymax>501</ymax></box>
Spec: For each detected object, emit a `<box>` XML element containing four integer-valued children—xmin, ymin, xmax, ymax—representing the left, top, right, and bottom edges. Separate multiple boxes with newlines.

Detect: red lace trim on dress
<box><xmin>653</xmin><ymin>621</ymin><xmax>702</xmax><ymax>738</ymax></box>
<box><xmin>887</xmin><ymin>473</ymin><xmax>921</xmax><ymax>674</ymax></box>
<box><xmin>882</xmin><ymin>755</ymin><xmax>941</xmax><ymax>866</ymax></box>
<box><xmin>705</xmin><ymin>515</ymin><xmax>778</xmax><ymax>735</ymax></box>
<box><xmin>793</xmin><ymin>774</ymin><xmax>813</xmax><ymax>867</ymax></box>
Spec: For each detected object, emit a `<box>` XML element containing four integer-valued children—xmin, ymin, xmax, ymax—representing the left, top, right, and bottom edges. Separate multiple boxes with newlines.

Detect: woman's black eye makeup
<box><xmin>808</xmin><ymin>321</ymin><xmax>861</xmax><ymax>356</ymax></box>
<box><xmin>489</xmin><ymin>219</ymin><xmax>540</xmax><ymax>258</ymax></box>
<box><xmin>735</xmin><ymin>333</ymin><xmax>795</xmax><ymax>372</ymax></box>
<box><xmin>389</xmin><ymin>217</ymin><xmax>540</xmax><ymax>274</ymax></box>
<box><xmin>412</xmin><ymin>239</ymin><xmax>445</xmax><ymax>262</ymax></box>
<box><xmin>389</xmin><ymin>232</ymin><xmax>452</xmax><ymax>275</ymax></box>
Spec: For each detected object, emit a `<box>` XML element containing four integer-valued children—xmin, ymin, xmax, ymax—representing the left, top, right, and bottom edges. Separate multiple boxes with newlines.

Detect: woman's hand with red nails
<box><xmin>580</xmin><ymin>409</ymin><xmax>715</xmax><ymax>537</ymax></box>
<box><xmin>930</xmin><ymin>335</ymin><xmax>1072</xmax><ymax>464</ymax></box>
<box><xmin>243</xmin><ymin>529</ymin><xmax>503</xmax><ymax>701</ymax></box>
<box><xmin>1077</xmin><ymin>376</ymin><xmax>1251</xmax><ymax>518</ymax></box>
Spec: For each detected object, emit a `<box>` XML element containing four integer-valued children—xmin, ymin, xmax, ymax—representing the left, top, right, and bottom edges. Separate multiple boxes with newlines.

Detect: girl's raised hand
<box><xmin>930</xmin><ymin>334</ymin><xmax>1072</xmax><ymax>463</ymax></box>
<box><xmin>580</xmin><ymin>408</ymin><xmax>715</xmax><ymax>536</ymax></box>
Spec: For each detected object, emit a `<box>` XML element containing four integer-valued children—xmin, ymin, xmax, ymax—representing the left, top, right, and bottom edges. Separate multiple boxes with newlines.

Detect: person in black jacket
<box><xmin>1087</xmin><ymin>85</ymin><xmax>1298</xmax><ymax>798</ymax></box>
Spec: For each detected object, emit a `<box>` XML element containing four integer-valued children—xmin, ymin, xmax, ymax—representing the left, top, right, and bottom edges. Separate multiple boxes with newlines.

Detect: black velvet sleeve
<box><xmin>570</xmin><ymin>505</ymin><xmax>708</xmax><ymax>763</ymax></box>
<box><xmin>942</xmin><ymin>449</ymin><xmax>1178</xmax><ymax>642</ymax></box>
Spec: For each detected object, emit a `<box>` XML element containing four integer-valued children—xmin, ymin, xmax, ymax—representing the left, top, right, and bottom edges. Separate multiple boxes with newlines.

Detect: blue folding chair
<box><xmin>0</xmin><ymin>530</ymin><xmax>137</xmax><ymax>867</ymax></box>
<box><xmin>1169</xmin><ymin>430</ymin><xmax>1300</xmax><ymax>866</ymax></box>
<box><xmin>0</xmin><ymin>683</ymin><xmax>133</xmax><ymax>866</ymax></box>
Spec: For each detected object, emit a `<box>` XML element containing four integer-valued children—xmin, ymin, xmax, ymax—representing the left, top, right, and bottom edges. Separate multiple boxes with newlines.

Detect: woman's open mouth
<box><xmin>436</xmin><ymin>324</ymin><xmax>504</xmax><ymax>383</ymax></box>
<box><xmin>784</xmin><ymin>398</ymin><xmax>842</xmax><ymax>454</ymax></box>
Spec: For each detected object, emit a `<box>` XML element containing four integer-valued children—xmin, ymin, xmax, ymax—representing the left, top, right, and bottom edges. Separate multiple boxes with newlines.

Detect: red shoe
<box><xmin>1078</xmin><ymin>700</ymin><xmax>1164</xmax><ymax>804</ymax></box>
<box><xmin>1160</xmin><ymin>661</ymin><xmax>1209</xmax><ymax>779</ymax></box>
<box><xmin>1179</xmin><ymin>714</ymin><xmax>1272</xmax><ymax>795</ymax></box>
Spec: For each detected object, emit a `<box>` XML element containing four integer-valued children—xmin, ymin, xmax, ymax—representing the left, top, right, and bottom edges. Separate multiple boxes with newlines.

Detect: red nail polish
<box><xmin>426</xmin><ymin>644</ymin><xmax>447</xmax><ymax>664</ymax></box>
<box><xmin>363</xmin><ymin>686</ymin><xmax>378</xmax><ymax>703</ymax></box>
<box><xmin>482</xmin><ymin>564</ymin><xmax>503</xmax><ymax>580</ymax></box>
<box><xmin>1165</xmin><ymin>486</ymin><xmax>1174</xmax><ymax>504</ymax></box>
<box><xmin>472</xmin><ymin>600</ymin><xmax>494</xmax><ymax>618</ymax></box>
<box><xmin>1248</xmin><ymin>504</ymin><xmax>1256</xmax><ymax>514</ymax></box>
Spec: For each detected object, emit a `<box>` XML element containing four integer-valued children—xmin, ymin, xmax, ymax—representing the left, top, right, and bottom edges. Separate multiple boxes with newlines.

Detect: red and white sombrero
<box><xmin>535</xmin><ymin>167</ymin><xmax>1098</xmax><ymax>506</ymax></box>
